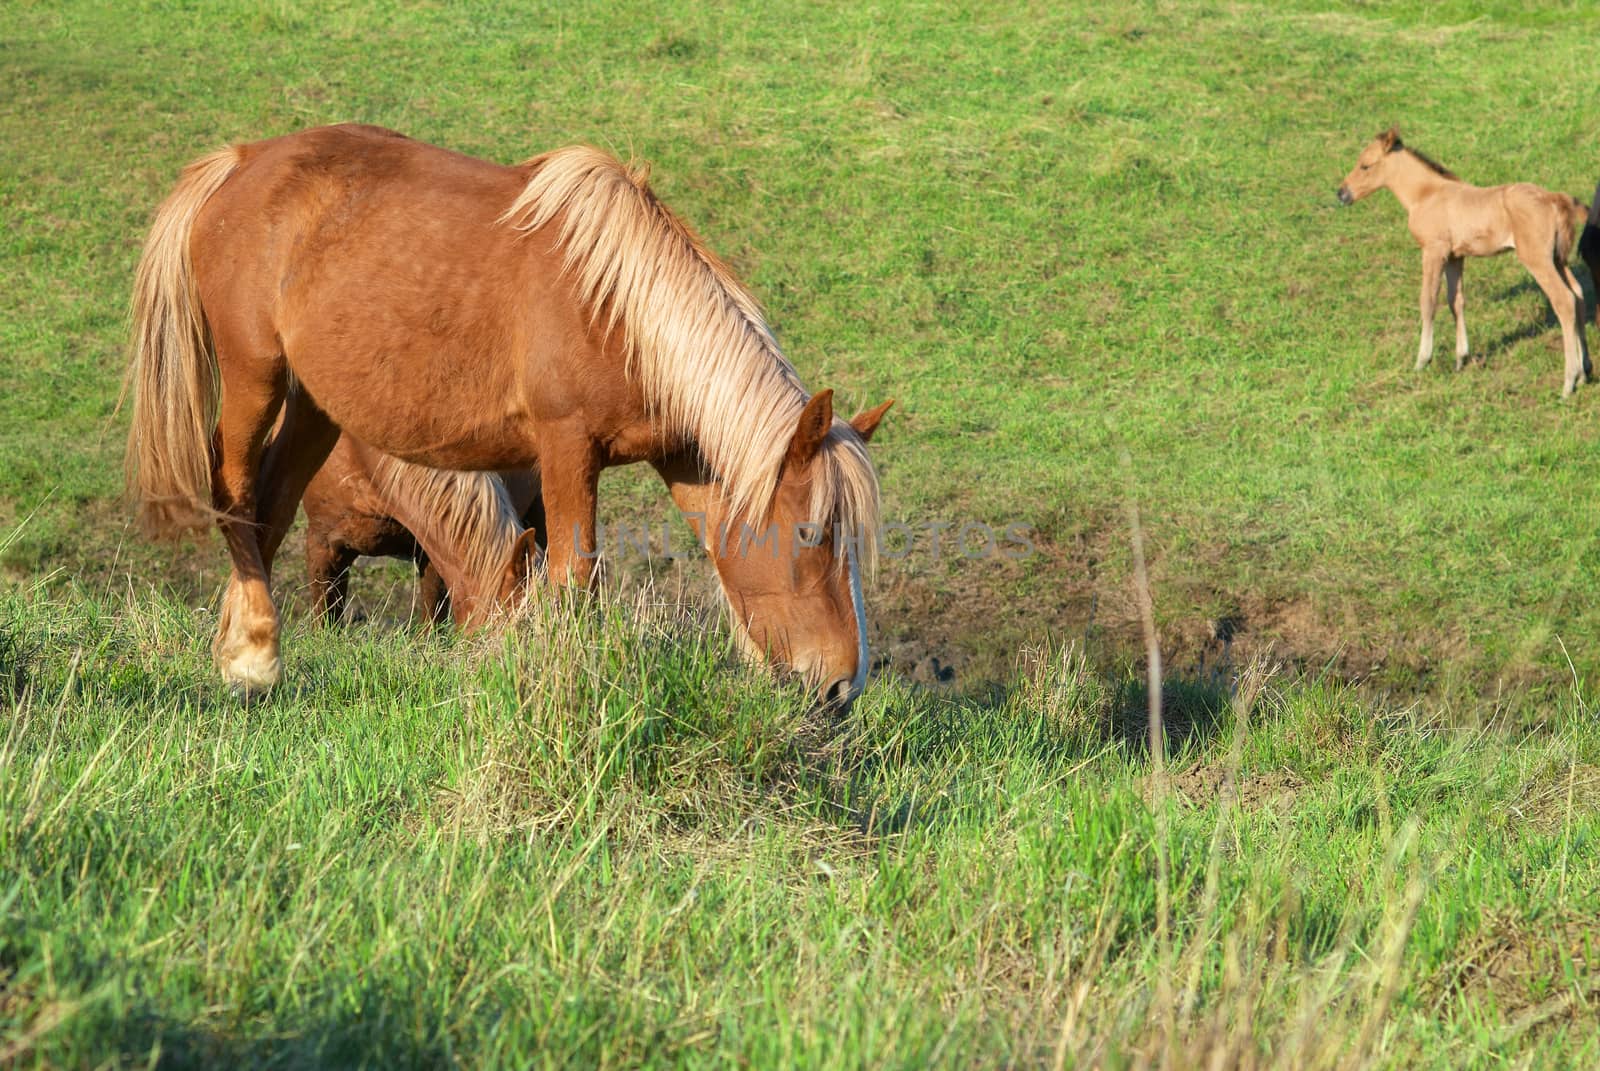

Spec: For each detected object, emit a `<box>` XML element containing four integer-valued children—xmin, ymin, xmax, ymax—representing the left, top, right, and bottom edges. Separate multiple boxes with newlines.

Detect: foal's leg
<box><xmin>1444</xmin><ymin>257</ymin><xmax>1468</xmax><ymax>370</ymax></box>
<box><xmin>1416</xmin><ymin>249</ymin><xmax>1446</xmax><ymax>370</ymax></box>
<box><xmin>416</xmin><ymin>557</ymin><xmax>452</xmax><ymax>625</ymax></box>
<box><xmin>1581</xmin><ymin>220</ymin><xmax>1600</xmax><ymax>327</ymax></box>
<box><xmin>306</xmin><ymin>529</ymin><xmax>357</xmax><ymax>624</ymax></box>
<box><xmin>1558</xmin><ymin>260</ymin><xmax>1591</xmax><ymax>379</ymax></box>
<box><xmin>1520</xmin><ymin>249</ymin><xmax>1587</xmax><ymax>396</ymax></box>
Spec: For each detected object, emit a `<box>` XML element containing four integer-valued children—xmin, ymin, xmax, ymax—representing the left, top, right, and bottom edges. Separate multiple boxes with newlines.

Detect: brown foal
<box><xmin>125</xmin><ymin>125</ymin><xmax>890</xmax><ymax>706</ymax></box>
<box><xmin>299</xmin><ymin>425</ymin><xmax>545</xmax><ymax>627</ymax></box>
<box><xmin>1337</xmin><ymin>128</ymin><xmax>1590</xmax><ymax>395</ymax></box>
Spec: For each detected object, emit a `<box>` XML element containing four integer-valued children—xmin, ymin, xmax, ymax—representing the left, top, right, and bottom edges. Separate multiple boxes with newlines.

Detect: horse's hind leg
<box><xmin>1416</xmin><ymin>249</ymin><xmax>1446</xmax><ymax>370</ymax></box>
<box><xmin>1520</xmin><ymin>248</ymin><xmax>1587</xmax><ymax>396</ymax></box>
<box><xmin>255</xmin><ymin>383</ymin><xmax>340</xmax><ymax>574</ymax></box>
<box><xmin>1445</xmin><ymin>256</ymin><xmax>1468</xmax><ymax>370</ymax></box>
<box><xmin>210</xmin><ymin>333</ymin><xmax>289</xmax><ymax>691</ymax></box>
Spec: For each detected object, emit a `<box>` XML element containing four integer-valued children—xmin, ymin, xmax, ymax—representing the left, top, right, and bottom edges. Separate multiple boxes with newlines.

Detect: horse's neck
<box><xmin>424</xmin><ymin>543</ymin><xmax>498</xmax><ymax>623</ymax></box>
<box><xmin>1384</xmin><ymin>155</ymin><xmax>1456</xmax><ymax>213</ymax></box>
<box><xmin>381</xmin><ymin>493</ymin><xmax>500</xmax><ymax>623</ymax></box>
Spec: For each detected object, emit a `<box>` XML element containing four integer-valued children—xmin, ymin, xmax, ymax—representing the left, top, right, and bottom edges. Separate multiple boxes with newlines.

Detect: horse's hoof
<box><xmin>216</xmin><ymin>648</ymin><xmax>282</xmax><ymax>694</ymax></box>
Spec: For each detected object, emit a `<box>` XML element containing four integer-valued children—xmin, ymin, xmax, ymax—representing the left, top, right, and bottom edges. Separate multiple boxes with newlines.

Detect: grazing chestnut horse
<box><xmin>1337</xmin><ymin>128</ymin><xmax>1590</xmax><ymax>395</ymax></box>
<box><xmin>298</xmin><ymin>423</ymin><xmax>545</xmax><ymax>626</ymax></box>
<box><xmin>125</xmin><ymin>124</ymin><xmax>891</xmax><ymax>705</ymax></box>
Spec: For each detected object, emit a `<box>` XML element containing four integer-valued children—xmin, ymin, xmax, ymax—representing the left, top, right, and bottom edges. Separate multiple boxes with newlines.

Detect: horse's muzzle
<box><xmin>1336</xmin><ymin>186</ymin><xmax>1354</xmax><ymax>206</ymax></box>
<box><xmin>820</xmin><ymin>675</ymin><xmax>860</xmax><ymax>714</ymax></box>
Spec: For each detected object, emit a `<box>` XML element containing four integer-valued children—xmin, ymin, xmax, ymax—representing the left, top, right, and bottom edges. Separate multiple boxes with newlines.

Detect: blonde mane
<box><xmin>371</xmin><ymin>455</ymin><xmax>523</xmax><ymax>593</ymax></box>
<box><xmin>499</xmin><ymin>147</ymin><xmax>880</xmax><ymax>567</ymax></box>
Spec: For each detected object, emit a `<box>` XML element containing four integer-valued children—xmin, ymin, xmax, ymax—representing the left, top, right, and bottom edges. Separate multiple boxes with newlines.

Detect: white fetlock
<box><xmin>217</xmin><ymin>649</ymin><xmax>282</xmax><ymax>694</ymax></box>
<box><xmin>213</xmin><ymin>581</ymin><xmax>283</xmax><ymax>693</ymax></box>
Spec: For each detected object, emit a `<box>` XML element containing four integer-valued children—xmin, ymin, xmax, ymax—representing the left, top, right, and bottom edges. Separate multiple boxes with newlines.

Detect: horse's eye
<box><xmin>1360</xmin><ymin>164</ymin><xmax>1370</xmax><ymax>171</ymax></box>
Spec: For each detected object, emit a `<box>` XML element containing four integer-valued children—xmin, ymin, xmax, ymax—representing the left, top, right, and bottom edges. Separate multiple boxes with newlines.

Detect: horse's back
<box><xmin>198</xmin><ymin>123</ymin><xmax>530</xmax><ymax>258</ymax></box>
<box><xmin>188</xmin><ymin>126</ymin><xmax>567</xmax><ymax>468</ymax></box>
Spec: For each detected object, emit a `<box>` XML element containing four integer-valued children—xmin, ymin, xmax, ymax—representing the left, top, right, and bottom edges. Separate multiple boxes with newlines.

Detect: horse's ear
<box><xmin>849</xmin><ymin>399</ymin><xmax>894</xmax><ymax>442</ymax></box>
<box><xmin>497</xmin><ymin>529</ymin><xmax>544</xmax><ymax>603</ymax></box>
<box><xmin>787</xmin><ymin>389</ymin><xmax>834</xmax><ymax>466</ymax></box>
<box><xmin>1380</xmin><ymin>126</ymin><xmax>1401</xmax><ymax>151</ymax></box>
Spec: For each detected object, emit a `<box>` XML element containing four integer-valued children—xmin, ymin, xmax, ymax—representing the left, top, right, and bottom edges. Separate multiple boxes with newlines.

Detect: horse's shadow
<box><xmin>781</xmin><ymin>667</ymin><xmax>1235</xmax><ymax>840</ymax></box>
<box><xmin>56</xmin><ymin>981</ymin><xmax>457</xmax><ymax>1070</ymax></box>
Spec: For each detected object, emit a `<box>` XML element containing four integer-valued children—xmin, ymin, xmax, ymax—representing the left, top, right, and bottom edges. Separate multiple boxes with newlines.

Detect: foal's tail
<box><xmin>1548</xmin><ymin>191</ymin><xmax>1589</xmax><ymax>264</ymax></box>
<box><xmin>1563</xmin><ymin>191</ymin><xmax>1590</xmax><ymax>234</ymax></box>
<box><xmin>122</xmin><ymin>147</ymin><xmax>240</xmax><ymax>537</ymax></box>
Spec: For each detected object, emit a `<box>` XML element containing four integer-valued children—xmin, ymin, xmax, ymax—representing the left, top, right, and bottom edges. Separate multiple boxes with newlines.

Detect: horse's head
<box><xmin>692</xmin><ymin>390</ymin><xmax>891</xmax><ymax>711</ymax></box>
<box><xmin>1337</xmin><ymin>127</ymin><xmax>1401</xmax><ymax>205</ymax></box>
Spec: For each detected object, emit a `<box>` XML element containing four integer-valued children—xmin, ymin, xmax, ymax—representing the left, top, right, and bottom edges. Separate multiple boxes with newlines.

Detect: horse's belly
<box><xmin>280</xmin><ymin>326</ymin><xmax>530</xmax><ymax>462</ymax></box>
<box><xmin>1453</xmin><ymin>229</ymin><xmax>1512</xmax><ymax>257</ymax></box>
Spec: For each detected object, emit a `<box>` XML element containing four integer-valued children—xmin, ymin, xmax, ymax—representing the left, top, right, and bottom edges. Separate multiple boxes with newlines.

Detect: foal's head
<box><xmin>1337</xmin><ymin>127</ymin><xmax>1403</xmax><ymax>205</ymax></box>
<box><xmin>706</xmin><ymin>390</ymin><xmax>891</xmax><ymax>711</ymax></box>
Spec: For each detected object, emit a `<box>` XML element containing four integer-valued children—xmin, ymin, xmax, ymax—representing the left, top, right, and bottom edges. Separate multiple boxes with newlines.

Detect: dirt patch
<box><xmin>1159</xmin><ymin>764</ymin><xmax>1306</xmax><ymax>811</ymax></box>
<box><xmin>860</xmin><ymin>522</ymin><xmax>1431</xmax><ymax>694</ymax></box>
<box><xmin>1438</xmin><ymin>909</ymin><xmax>1600</xmax><ymax>1036</ymax></box>
<box><xmin>865</xmin><ymin>520</ymin><xmax>1113</xmax><ymax>686</ymax></box>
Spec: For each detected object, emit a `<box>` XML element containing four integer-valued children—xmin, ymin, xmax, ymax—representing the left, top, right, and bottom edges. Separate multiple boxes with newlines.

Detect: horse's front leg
<box><xmin>539</xmin><ymin>435</ymin><xmax>601</xmax><ymax>590</ymax></box>
<box><xmin>1444</xmin><ymin>256</ymin><xmax>1468</xmax><ymax>370</ymax></box>
<box><xmin>1416</xmin><ymin>248</ymin><xmax>1446</xmax><ymax>370</ymax></box>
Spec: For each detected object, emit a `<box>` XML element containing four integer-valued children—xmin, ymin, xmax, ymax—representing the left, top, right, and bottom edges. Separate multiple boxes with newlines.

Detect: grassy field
<box><xmin>5</xmin><ymin>0</ymin><xmax>1600</xmax><ymax>1066</ymax></box>
<box><xmin>5</xmin><ymin>582</ymin><xmax>1599</xmax><ymax>1068</ymax></box>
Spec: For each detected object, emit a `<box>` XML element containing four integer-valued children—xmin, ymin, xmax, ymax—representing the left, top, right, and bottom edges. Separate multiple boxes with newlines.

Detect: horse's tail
<box><xmin>122</xmin><ymin>146</ymin><xmax>240</xmax><ymax>538</ymax></box>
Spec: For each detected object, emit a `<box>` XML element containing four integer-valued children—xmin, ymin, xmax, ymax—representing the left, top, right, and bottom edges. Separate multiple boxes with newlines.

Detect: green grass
<box><xmin>7</xmin><ymin>1</ymin><xmax>1600</xmax><ymax>1065</ymax></box>
<box><xmin>4</xmin><ymin>582</ymin><xmax>1599</xmax><ymax>1068</ymax></box>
